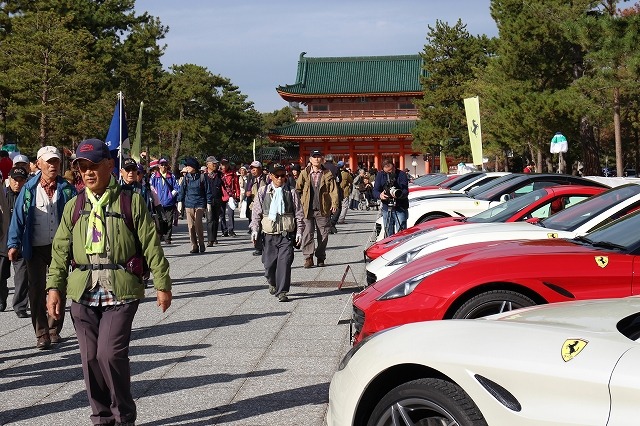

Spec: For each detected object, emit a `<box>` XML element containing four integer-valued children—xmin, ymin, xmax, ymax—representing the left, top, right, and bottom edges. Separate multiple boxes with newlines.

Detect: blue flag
<box><xmin>105</xmin><ymin>96</ymin><xmax>130</xmax><ymax>169</ymax></box>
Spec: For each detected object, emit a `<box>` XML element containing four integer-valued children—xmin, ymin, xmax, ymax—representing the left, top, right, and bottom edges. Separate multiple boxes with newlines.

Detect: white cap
<box><xmin>37</xmin><ymin>146</ymin><xmax>61</xmax><ymax>162</ymax></box>
<box><xmin>12</xmin><ymin>154</ymin><xmax>29</xmax><ymax>165</ymax></box>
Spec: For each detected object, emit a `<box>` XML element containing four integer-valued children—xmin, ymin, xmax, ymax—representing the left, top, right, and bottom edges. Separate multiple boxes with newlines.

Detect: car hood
<box><xmin>486</xmin><ymin>296</ymin><xmax>640</xmax><ymax>332</ymax></box>
<box><xmin>369</xmin><ymin>238</ymin><xmax>593</xmax><ymax>293</ymax></box>
<box><xmin>377</xmin><ymin>221</ymin><xmax>557</xmax><ymax>261</ymax></box>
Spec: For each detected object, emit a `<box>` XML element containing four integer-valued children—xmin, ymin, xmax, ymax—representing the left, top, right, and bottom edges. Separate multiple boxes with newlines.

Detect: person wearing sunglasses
<box><xmin>250</xmin><ymin>163</ymin><xmax>304</xmax><ymax>302</ymax></box>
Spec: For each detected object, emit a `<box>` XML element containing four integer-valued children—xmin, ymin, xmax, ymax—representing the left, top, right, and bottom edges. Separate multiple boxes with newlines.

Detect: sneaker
<box><xmin>329</xmin><ymin>225</ymin><xmax>338</xmax><ymax>234</ymax></box>
<box><xmin>222</xmin><ymin>231</ymin><xmax>229</xmax><ymax>237</ymax></box>
<box><xmin>207</xmin><ymin>242</ymin><xmax>215</xmax><ymax>247</ymax></box>
<box><xmin>304</xmin><ymin>257</ymin><xmax>314</xmax><ymax>268</ymax></box>
<box><xmin>317</xmin><ymin>260</ymin><xmax>325</xmax><ymax>267</ymax></box>
<box><xmin>229</xmin><ymin>231</ymin><xmax>237</xmax><ymax>237</ymax></box>
<box><xmin>253</xmin><ymin>250</ymin><xmax>262</xmax><ymax>256</ymax></box>
<box><xmin>278</xmin><ymin>292</ymin><xmax>289</xmax><ymax>302</ymax></box>
<box><xmin>269</xmin><ymin>284</ymin><xmax>276</xmax><ymax>295</ymax></box>
<box><xmin>15</xmin><ymin>311</ymin><xmax>30</xmax><ymax>318</ymax></box>
<box><xmin>36</xmin><ymin>335</ymin><xmax>51</xmax><ymax>350</ymax></box>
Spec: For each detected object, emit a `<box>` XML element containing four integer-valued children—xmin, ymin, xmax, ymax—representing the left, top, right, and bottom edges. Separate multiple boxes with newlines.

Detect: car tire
<box><xmin>367</xmin><ymin>378</ymin><xmax>488</xmax><ymax>426</ymax></box>
<box><xmin>453</xmin><ymin>290</ymin><xmax>536</xmax><ymax>319</ymax></box>
<box><xmin>416</xmin><ymin>213</ymin><xmax>448</xmax><ymax>224</ymax></box>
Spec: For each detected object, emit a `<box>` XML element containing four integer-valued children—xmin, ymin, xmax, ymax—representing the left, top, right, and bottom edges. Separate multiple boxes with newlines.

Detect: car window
<box><xmin>442</xmin><ymin>172</ymin><xmax>482</xmax><ymax>189</ymax></box>
<box><xmin>582</xmin><ymin>209</ymin><xmax>640</xmax><ymax>251</ymax></box>
<box><xmin>468</xmin><ymin>189</ymin><xmax>547</xmax><ymax>223</ymax></box>
<box><xmin>542</xmin><ymin>184</ymin><xmax>640</xmax><ymax>232</ymax></box>
<box><xmin>470</xmin><ymin>174</ymin><xmax>524</xmax><ymax>199</ymax></box>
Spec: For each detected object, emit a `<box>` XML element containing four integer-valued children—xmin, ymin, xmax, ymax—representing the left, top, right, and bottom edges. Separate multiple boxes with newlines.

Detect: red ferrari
<box><xmin>353</xmin><ymin>207</ymin><xmax>640</xmax><ymax>344</ymax></box>
<box><xmin>365</xmin><ymin>185</ymin><xmax>605</xmax><ymax>260</ymax></box>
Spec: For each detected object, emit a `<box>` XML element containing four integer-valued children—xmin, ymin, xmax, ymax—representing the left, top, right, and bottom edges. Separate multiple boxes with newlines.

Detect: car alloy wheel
<box><xmin>367</xmin><ymin>378</ymin><xmax>487</xmax><ymax>426</ymax></box>
<box><xmin>453</xmin><ymin>290</ymin><xmax>536</xmax><ymax>319</ymax></box>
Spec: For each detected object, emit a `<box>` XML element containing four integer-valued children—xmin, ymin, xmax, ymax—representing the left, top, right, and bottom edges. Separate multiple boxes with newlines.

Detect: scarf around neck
<box><xmin>84</xmin><ymin>178</ymin><xmax>114</xmax><ymax>254</ymax></box>
<box><xmin>268</xmin><ymin>185</ymin><xmax>285</xmax><ymax>222</ymax></box>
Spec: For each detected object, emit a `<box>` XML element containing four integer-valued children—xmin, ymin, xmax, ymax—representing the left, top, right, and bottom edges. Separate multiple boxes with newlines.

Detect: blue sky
<box><xmin>135</xmin><ymin>0</ymin><xmax>498</xmax><ymax>112</ymax></box>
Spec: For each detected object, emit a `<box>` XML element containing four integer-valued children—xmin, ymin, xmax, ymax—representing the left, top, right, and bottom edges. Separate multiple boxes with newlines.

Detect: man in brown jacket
<box><xmin>296</xmin><ymin>150</ymin><xmax>339</xmax><ymax>268</ymax></box>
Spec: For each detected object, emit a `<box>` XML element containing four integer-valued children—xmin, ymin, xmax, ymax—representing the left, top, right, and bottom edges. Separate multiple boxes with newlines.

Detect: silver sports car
<box><xmin>328</xmin><ymin>297</ymin><xmax>640</xmax><ymax>425</ymax></box>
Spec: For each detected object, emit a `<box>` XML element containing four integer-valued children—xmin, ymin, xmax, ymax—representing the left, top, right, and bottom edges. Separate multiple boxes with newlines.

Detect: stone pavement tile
<box><xmin>255</xmin><ymin>355</ymin><xmax>341</xmax><ymax>377</ymax></box>
<box><xmin>210</xmin><ymin>402</ymin><xmax>327</xmax><ymax>426</ymax></box>
<box><xmin>186</xmin><ymin>347</ymin><xmax>267</xmax><ymax>367</ymax></box>
<box><xmin>266</xmin><ymin>336</ymin><xmax>350</xmax><ymax>359</ymax></box>
<box><xmin>277</xmin><ymin>324</ymin><xmax>350</xmax><ymax>341</ymax></box>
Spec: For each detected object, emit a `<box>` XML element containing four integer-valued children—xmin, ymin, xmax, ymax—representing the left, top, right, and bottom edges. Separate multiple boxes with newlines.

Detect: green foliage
<box><xmin>413</xmin><ymin>19</ymin><xmax>495</xmax><ymax>160</ymax></box>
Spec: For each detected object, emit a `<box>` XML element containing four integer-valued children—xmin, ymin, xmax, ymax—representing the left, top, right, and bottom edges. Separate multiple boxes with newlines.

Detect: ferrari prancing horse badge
<box><xmin>562</xmin><ymin>339</ymin><xmax>588</xmax><ymax>362</ymax></box>
<box><xmin>595</xmin><ymin>256</ymin><xmax>608</xmax><ymax>268</ymax></box>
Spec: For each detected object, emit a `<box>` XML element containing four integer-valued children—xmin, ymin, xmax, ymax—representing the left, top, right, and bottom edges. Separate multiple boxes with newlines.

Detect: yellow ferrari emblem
<box><xmin>562</xmin><ymin>339</ymin><xmax>588</xmax><ymax>362</ymax></box>
<box><xmin>547</xmin><ymin>233</ymin><xmax>559</xmax><ymax>239</ymax></box>
<box><xmin>595</xmin><ymin>256</ymin><xmax>609</xmax><ymax>268</ymax></box>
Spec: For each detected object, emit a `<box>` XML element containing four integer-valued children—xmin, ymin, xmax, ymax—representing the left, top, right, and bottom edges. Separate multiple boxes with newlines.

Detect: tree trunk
<box><xmin>171</xmin><ymin>105</ymin><xmax>184</xmax><ymax>173</ymax></box>
<box><xmin>613</xmin><ymin>87</ymin><xmax>623</xmax><ymax>176</ymax></box>
<box><xmin>579</xmin><ymin>117</ymin><xmax>599</xmax><ymax>176</ymax></box>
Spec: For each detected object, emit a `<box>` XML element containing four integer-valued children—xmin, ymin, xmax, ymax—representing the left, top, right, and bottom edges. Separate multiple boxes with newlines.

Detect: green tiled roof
<box><xmin>277</xmin><ymin>53</ymin><xmax>424</xmax><ymax>96</ymax></box>
<box><xmin>269</xmin><ymin>120</ymin><xmax>416</xmax><ymax>139</ymax></box>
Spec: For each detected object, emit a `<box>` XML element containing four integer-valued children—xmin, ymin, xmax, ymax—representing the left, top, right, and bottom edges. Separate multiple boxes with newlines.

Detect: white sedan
<box><xmin>367</xmin><ymin>183</ymin><xmax>640</xmax><ymax>283</ymax></box>
<box><xmin>328</xmin><ymin>296</ymin><xmax>640</xmax><ymax>426</ymax></box>
<box><xmin>409</xmin><ymin>172</ymin><xmax>511</xmax><ymax>200</ymax></box>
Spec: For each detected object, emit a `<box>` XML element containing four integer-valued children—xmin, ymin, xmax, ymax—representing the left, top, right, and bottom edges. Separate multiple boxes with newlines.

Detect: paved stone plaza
<box><xmin>0</xmin><ymin>210</ymin><xmax>378</xmax><ymax>425</ymax></box>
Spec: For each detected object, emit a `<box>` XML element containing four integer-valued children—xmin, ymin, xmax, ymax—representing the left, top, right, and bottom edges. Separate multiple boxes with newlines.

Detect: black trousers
<box><xmin>0</xmin><ymin>256</ymin><xmax>28</xmax><ymax>311</ymax></box>
<box><xmin>71</xmin><ymin>300</ymin><xmax>139</xmax><ymax>425</ymax></box>
<box><xmin>206</xmin><ymin>199</ymin><xmax>223</xmax><ymax>243</ymax></box>
<box><xmin>160</xmin><ymin>206</ymin><xmax>175</xmax><ymax>241</ymax></box>
<box><xmin>262</xmin><ymin>234</ymin><xmax>294</xmax><ymax>296</ymax></box>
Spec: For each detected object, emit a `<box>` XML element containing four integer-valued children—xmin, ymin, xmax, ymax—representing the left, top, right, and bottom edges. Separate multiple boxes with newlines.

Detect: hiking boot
<box><xmin>304</xmin><ymin>257</ymin><xmax>314</xmax><ymax>268</ymax></box>
<box><xmin>278</xmin><ymin>292</ymin><xmax>289</xmax><ymax>302</ymax></box>
<box><xmin>36</xmin><ymin>335</ymin><xmax>51</xmax><ymax>350</ymax></box>
<box><xmin>49</xmin><ymin>332</ymin><xmax>61</xmax><ymax>345</ymax></box>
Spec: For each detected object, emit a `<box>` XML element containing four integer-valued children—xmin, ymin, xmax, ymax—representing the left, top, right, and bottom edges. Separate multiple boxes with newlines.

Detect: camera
<box><xmin>384</xmin><ymin>186</ymin><xmax>402</xmax><ymax>199</ymax></box>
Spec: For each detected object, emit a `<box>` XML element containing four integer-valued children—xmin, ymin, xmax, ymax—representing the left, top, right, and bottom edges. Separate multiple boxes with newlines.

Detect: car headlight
<box><xmin>386</xmin><ymin>238</ymin><xmax>446</xmax><ymax>266</ymax></box>
<box><xmin>338</xmin><ymin>327</ymin><xmax>397</xmax><ymax>371</ymax></box>
<box><xmin>377</xmin><ymin>263</ymin><xmax>458</xmax><ymax>301</ymax></box>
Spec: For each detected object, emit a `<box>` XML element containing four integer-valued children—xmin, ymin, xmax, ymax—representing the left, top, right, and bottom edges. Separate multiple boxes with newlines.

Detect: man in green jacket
<box><xmin>296</xmin><ymin>150</ymin><xmax>339</xmax><ymax>268</ymax></box>
<box><xmin>46</xmin><ymin>139</ymin><xmax>171</xmax><ymax>426</ymax></box>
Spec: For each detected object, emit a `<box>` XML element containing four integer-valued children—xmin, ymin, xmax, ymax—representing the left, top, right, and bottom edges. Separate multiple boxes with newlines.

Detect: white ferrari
<box><xmin>328</xmin><ymin>296</ymin><xmax>640</xmax><ymax>426</ymax></box>
<box><xmin>367</xmin><ymin>183</ymin><xmax>640</xmax><ymax>283</ymax></box>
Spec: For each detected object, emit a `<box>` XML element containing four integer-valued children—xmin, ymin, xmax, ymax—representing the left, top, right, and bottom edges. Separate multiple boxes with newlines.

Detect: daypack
<box><xmin>70</xmin><ymin>186</ymin><xmax>149</xmax><ymax>280</ymax></box>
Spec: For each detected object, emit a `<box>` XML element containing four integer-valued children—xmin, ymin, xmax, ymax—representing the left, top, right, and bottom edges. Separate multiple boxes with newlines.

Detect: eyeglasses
<box><xmin>77</xmin><ymin>159</ymin><xmax>106</xmax><ymax>173</ymax></box>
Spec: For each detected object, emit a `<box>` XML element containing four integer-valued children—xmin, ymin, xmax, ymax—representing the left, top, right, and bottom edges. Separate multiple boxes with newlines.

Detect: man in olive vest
<box><xmin>250</xmin><ymin>163</ymin><xmax>304</xmax><ymax>302</ymax></box>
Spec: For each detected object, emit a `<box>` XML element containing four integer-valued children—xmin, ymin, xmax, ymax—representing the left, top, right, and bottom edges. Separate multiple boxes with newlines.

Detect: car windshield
<box><xmin>467</xmin><ymin>174</ymin><xmax>521</xmax><ymax>198</ymax></box>
<box><xmin>468</xmin><ymin>189</ymin><xmax>548</xmax><ymax>223</ymax></box>
<box><xmin>412</xmin><ymin>174</ymin><xmax>448</xmax><ymax>186</ymax></box>
<box><xmin>442</xmin><ymin>172</ymin><xmax>482</xmax><ymax>190</ymax></box>
<box><xmin>542</xmin><ymin>184</ymin><xmax>640</xmax><ymax>232</ymax></box>
<box><xmin>578</xmin><ymin>208</ymin><xmax>640</xmax><ymax>251</ymax></box>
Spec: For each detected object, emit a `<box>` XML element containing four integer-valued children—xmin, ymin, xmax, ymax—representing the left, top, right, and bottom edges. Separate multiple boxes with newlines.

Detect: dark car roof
<box><xmin>473</xmin><ymin>174</ymin><xmax>608</xmax><ymax>202</ymax></box>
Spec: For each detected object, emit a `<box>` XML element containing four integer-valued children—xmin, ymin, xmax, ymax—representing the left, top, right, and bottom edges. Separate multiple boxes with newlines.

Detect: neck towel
<box><xmin>268</xmin><ymin>185</ymin><xmax>285</xmax><ymax>222</ymax></box>
<box><xmin>84</xmin><ymin>179</ymin><xmax>114</xmax><ymax>254</ymax></box>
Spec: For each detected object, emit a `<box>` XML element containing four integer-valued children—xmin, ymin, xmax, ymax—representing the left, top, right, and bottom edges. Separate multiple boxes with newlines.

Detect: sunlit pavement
<box><xmin>0</xmin><ymin>209</ymin><xmax>378</xmax><ymax>425</ymax></box>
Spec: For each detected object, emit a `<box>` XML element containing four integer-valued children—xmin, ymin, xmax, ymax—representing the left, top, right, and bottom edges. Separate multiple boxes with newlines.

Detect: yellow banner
<box><xmin>463</xmin><ymin>96</ymin><xmax>483</xmax><ymax>166</ymax></box>
<box><xmin>440</xmin><ymin>150</ymin><xmax>449</xmax><ymax>173</ymax></box>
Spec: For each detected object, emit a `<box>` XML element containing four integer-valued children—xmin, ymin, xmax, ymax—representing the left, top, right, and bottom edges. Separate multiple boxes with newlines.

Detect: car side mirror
<box><xmin>526</xmin><ymin>217</ymin><xmax>540</xmax><ymax>224</ymax></box>
<box><xmin>500</xmin><ymin>194</ymin><xmax>511</xmax><ymax>202</ymax></box>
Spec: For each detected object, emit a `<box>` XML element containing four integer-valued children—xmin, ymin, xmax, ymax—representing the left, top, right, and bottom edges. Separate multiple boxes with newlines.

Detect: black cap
<box><xmin>291</xmin><ymin>164</ymin><xmax>301</xmax><ymax>172</ymax></box>
<box><xmin>310</xmin><ymin>150</ymin><xmax>323</xmax><ymax>157</ymax></box>
<box><xmin>269</xmin><ymin>163</ymin><xmax>286</xmax><ymax>174</ymax></box>
<box><xmin>10</xmin><ymin>166</ymin><xmax>28</xmax><ymax>180</ymax></box>
<box><xmin>121</xmin><ymin>158</ymin><xmax>137</xmax><ymax>170</ymax></box>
